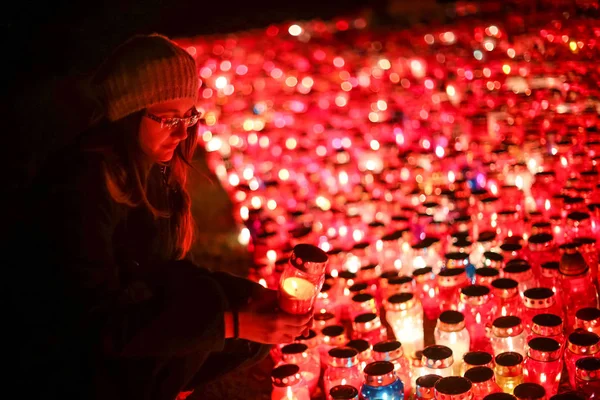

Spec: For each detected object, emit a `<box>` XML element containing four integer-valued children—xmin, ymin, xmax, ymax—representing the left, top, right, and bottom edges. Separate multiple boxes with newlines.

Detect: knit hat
<box><xmin>92</xmin><ymin>34</ymin><xmax>199</xmax><ymax>122</ymax></box>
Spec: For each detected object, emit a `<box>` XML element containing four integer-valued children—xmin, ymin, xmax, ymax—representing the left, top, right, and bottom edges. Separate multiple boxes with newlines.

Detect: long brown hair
<box><xmin>82</xmin><ymin>111</ymin><xmax>197</xmax><ymax>259</ymax></box>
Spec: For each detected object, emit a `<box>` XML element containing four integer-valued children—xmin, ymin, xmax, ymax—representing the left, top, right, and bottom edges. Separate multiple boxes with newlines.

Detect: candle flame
<box><xmin>545</xmin><ymin>199</ymin><xmax>551</xmax><ymax>211</ymax></box>
<box><xmin>341</xmin><ymin>378</ymin><xmax>347</xmax><ymax>385</ymax></box>
<box><xmin>259</xmin><ymin>278</ymin><xmax>267</xmax><ymax>288</ymax></box>
<box><xmin>286</xmin><ymin>386</ymin><xmax>294</xmax><ymax>399</ymax></box>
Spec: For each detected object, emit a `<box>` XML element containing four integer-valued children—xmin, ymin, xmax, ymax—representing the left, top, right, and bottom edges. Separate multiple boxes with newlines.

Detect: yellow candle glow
<box><xmin>279</xmin><ymin>277</ymin><xmax>317</xmax><ymax>314</ymax></box>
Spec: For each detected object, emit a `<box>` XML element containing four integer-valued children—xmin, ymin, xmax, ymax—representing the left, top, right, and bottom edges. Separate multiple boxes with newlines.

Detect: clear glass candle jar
<box><xmin>513</xmin><ymin>383</ymin><xmax>546</xmax><ymax>400</ymax></box>
<box><xmin>360</xmin><ymin>361</ymin><xmax>405</xmax><ymax>400</ymax></box>
<box><xmin>280</xmin><ymin>343</ymin><xmax>321</xmax><ymax>395</ymax></box>
<box><xmin>416</xmin><ymin>374</ymin><xmax>442</xmax><ymax>400</ymax></box>
<box><xmin>434</xmin><ymin>376</ymin><xmax>473</xmax><ymax>400</ymax></box>
<box><xmin>491</xmin><ymin>278</ymin><xmax>524</xmax><ymax>319</ymax></box>
<box><xmin>489</xmin><ymin>316</ymin><xmax>528</xmax><ymax>357</ymax></box>
<box><xmin>459</xmin><ymin>285</ymin><xmax>496</xmax><ymax>352</ymax></box>
<box><xmin>346</xmin><ymin>339</ymin><xmax>372</xmax><ymax>373</ymax></box>
<box><xmin>522</xmin><ymin>288</ymin><xmax>563</xmax><ymax>332</ymax></box>
<box><xmin>323</xmin><ymin>347</ymin><xmax>363</xmax><ymax>397</ymax></box>
<box><xmin>494</xmin><ymin>352</ymin><xmax>524</xmax><ymax>395</ymax></box>
<box><xmin>413</xmin><ymin>267</ymin><xmax>439</xmax><ymax>320</ymax></box>
<box><xmin>461</xmin><ymin>351</ymin><xmax>495</xmax><ymax>376</ymax></box>
<box><xmin>502</xmin><ymin>260</ymin><xmax>537</xmax><ymax>297</ymax></box>
<box><xmin>278</xmin><ymin>244</ymin><xmax>328</xmax><ymax>314</ymax></box>
<box><xmin>435</xmin><ymin>310</ymin><xmax>470</xmax><ymax>374</ymax></box>
<box><xmin>329</xmin><ymin>384</ymin><xmax>359</xmax><ymax>400</ymax></box>
<box><xmin>575</xmin><ymin>307</ymin><xmax>600</xmax><ymax>335</ymax></box>
<box><xmin>565</xmin><ymin>330</ymin><xmax>600</xmax><ymax>389</ymax></box>
<box><xmin>575</xmin><ymin>356</ymin><xmax>600</xmax><ymax>398</ymax></box>
<box><xmin>352</xmin><ymin>313</ymin><xmax>388</xmax><ymax>345</ymax></box>
<box><xmin>436</xmin><ymin>267</ymin><xmax>469</xmax><ymax>313</ymax></box>
<box><xmin>384</xmin><ymin>293</ymin><xmax>425</xmax><ymax>357</ymax></box>
<box><xmin>373</xmin><ymin>340</ymin><xmax>412</xmax><ymax>399</ymax></box>
<box><xmin>271</xmin><ymin>364</ymin><xmax>311</xmax><ymax>400</ymax></box>
<box><xmin>523</xmin><ymin>337</ymin><xmax>562</xmax><ymax>397</ymax></box>
<box><xmin>465</xmin><ymin>366</ymin><xmax>502</xmax><ymax>399</ymax></box>
<box><xmin>528</xmin><ymin>314</ymin><xmax>565</xmax><ymax>351</ymax></box>
<box><xmin>475</xmin><ymin>267</ymin><xmax>500</xmax><ymax>288</ymax></box>
<box><xmin>422</xmin><ymin>345</ymin><xmax>455</xmax><ymax>378</ymax></box>
<box><xmin>349</xmin><ymin>293</ymin><xmax>378</xmax><ymax>321</ymax></box>
<box><xmin>319</xmin><ymin>325</ymin><xmax>348</xmax><ymax>365</ymax></box>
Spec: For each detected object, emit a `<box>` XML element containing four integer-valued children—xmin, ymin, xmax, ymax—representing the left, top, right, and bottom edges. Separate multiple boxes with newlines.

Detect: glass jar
<box><xmin>459</xmin><ymin>285</ymin><xmax>496</xmax><ymax>352</ymax></box>
<box><xmin>352</xmin><ymin>313</ymin><xmax>388</xmax><ymax>345</ymax></box>
<box><xmin>436</xmin><ymin>267</ymin><xmax>469</xmax><ymax>313</ymax></box>
<box><xmin>416</xmin><ymin>374</ymin><xmax>442</xmax><ymax>400</ymax></box>
<box><xmin>384</xmin><ymin>293</ymin><xmax>425</xmax><ymax>357</ymax></box>
<box><xmin>491</xmin><ymin>278</ymin><xmax>524</xmax><ymax>319</ymax></box>
<box><xmin>522</xmin><ymin>288</ymin><xmax>563</xmax><ymax>332</ymax></box>
<box><xmin>315</xmin><ymin>282</ymin><xmax>339</xmax><ymax>316</ymax></box>
<box><xmin>489</xmin><ymin>316</ymin><xmax>527</xmax><ymax>357</ymax></box>
<box><xmin>379</xmin><ymin>270</ymin><xmax>401</xmax><ymax>295</ymax></box>
<box><xmin>502</xmin><ymin>260</ymin><xmax>537</xmax><ymax>297</ymax></box>
<box><xmin>360</xmin><ymin>361</ymin><xmax>404</xmax><ymax>400</ymax></box>
<box><xmin>527</xmin><ymin>233</ymin><xmax>557</xmax><ymax>276</ymax></box>
<box><xmin>271</xmin><ymin>364</ymin><xmax>311</xmax><ymax>400</ymax></box>
<box><xmin>386</xmin><ymin>276</ymin><xmax>416</xmax><ymax>297</ymax></box>
<box><xmin>574</xmin><ymin>237</ymin><xmax>599</xmax><ymax>285</ymax></box>
<box><xmin>434</xmin><ymin>310</ymin><xmax>470</xmax><ymax>374</ymax></box>
<box><xmin>513</xmin><ymin>383</ymin><xmax>546</xmax><ymax>400</ymax></box>
<box><xmin>528</xmin><ymin>314</ymin><xmax>565</xmax><ymax>352</ymax></box>
<box><xmin>565</xmin><ymin>330</ymin><xmax>600</xmax><ymax>389</ymax></box>
<box><xmin>483</xmin><ymin>251</ymin><xmax>504</xmax><ymax>270</ymax></box>
<box><xmin>323</xmin><ymin>347</ymin><xmax>363</xmax><ymax>397</ymax></box>
<box><xmin>349</xmin><ymin>293</ymin><xmax>378</xmax><ymax>321</ymax></box>
<box><xmin>281</xmin><ymin>343</ymin><xmax>321</xmax><ymax>395</ymax></box>
<box><xmin>462</xmin><ymin>351</ymin><xmax>495</xmax><ymax>376</ymax></box>
<box><xmin>346</xmin><ymin>339</ymin><xmax>373</xmax><ymax>373</ymax></box>
<box><xmin>410</xmin><ymin>350</ymin><xmax>426</xmax><ymax>395</ymax></box>
<box><xmin>500</xmin><ymin>244</ymin><xmax>525</xmax><ymax>264</ymax></box>
<box><xmin>523</xmin><ymin>338</ymin><xmax>562</xmax><ymax>397</ymax></box>
<box><xmin>464</xmin><ymin>366</ymin><xmax>502</xmax><ymax>399</ymax></box>
<box><xmin>538</xmin><ymin>262</ymin><xmax>560</xmax><ymax>301</ymax></box>
<box><xmin>494</xmin><ymin>352</ymin><xmax>524</xmax><ymax>394</ymax></box>
<box><xmin>373</xmin><ymin>340</ymin><xmax>412</xmax><ymax>399</ymax></box>
<box><xmin>575</xmin><ymin>356</ymin><xmax>600</xmax><ymax>398</ymax></box>
<box><xmin>278</xmin><ymin>244</ymin><xmax>328</xmax><ymax>314</ymax></box>
<box><xmin>575</xmin><ymin>307</ymin><xmax>600</xmax><ymax>335</ymax></box>
<box><xmin>422</xmin><ymin>345</ymin><xmax>454</xmax><ymax>378</ymax></box>
<box><xmin>434</xmin><ymin>376</ymin><xmax>473</xmax><ymax>400</ymax></box>
<box><xmin>475</xmin><ymin>267</ymin><xmax>500</xmax><ymax>288</ymax></box>
<box><xmin>319</xmin><ymin>325</ymin><xmax>348</xmax><ymax>365</ymax></box>
<box><xmin>329</xmin><ymin>384</ymin><xmax>359</xmax><ymax>400</ymax></box>
<box><xmin>315</xmin><ymin>312</ymin><xmax>338</xmax><ymax>332</ymax></box>
<box><xmin>413</xmin><ymin>267</ymin><xmax>439</xmax><ymax>320</ymax></box>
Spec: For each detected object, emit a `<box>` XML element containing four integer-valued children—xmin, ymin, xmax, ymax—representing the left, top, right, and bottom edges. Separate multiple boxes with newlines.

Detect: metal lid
<box><xmin>434</xmin><ymin>376</ymin><xmax>472</xmax><ymax>399</ymax></box>
<box><xmin>567</xmin><ymin>330</ymin><xmax>600</xmax><ymax>355</ymax></box>
<box><xmin>353</xmin><ymin>313</ymin><xmax>382</xmax><ymax>333</ymax></box>
<box><xmin>540</xmin><ymin>262</ymin><xmax>559</xmax><ymax>278</ymax></box>
<box><xmin>386</xmin><ymin>275</ymin><xmax>415</xmax><ymax>293</ymax></box>
<box><xmin>492</xmin><ymin>316</ymin><xmax>524</xmax><ymax>338</ymax></box>
<box><xmin>289</xmin><ymin>244</ymin><xmax>328</xmax><ymax>275</ymax></box>
<box><xmin>364</xmin><ymin>361</ymin><xmax>397</xmax><ymax>387</ymax></box>
<box><xmin>460</xmin><ymin>285</ymin><xmax>491</xmax><ymax>306</ymax></box>
<box><xmin>314</xmin><ymin>312</ymin><xmax>336</xmax><ymax>329</ymax></box>
<box><xmin>463</xmin><ymin>351</ymin><xmax>494</xmax><ymax>369</ymax></box>
<box><xmin>575</xmin><ymin>307</ymin><xmax>600</xmax><ymax>331</ymax></box>
<box><xmin>330</xmin><ymin>385</ymin><xmax>359</xmax><ymax>400</ymax></box>
<box><xmin>528</xmin><ymin>233</ymin><xmax>554</xmax><ymax>251</ymax></box>
<box><xmin>445</xmin><ymin>252</ymin><xmax>470</xmax><ymax>269</ymax></box>
<box><xmin>358</xmin><ymin>263</ymin><xmax>381</xmax><ymax>282</ymax></box>
<box><xmin>494</xmin><ymin>352</ymin><xmax>524</xmax><ymax>377</ymax></box>
<box><xmin>527</xmin><ymin>337</ymin><xmax>562</xmax><ymax>361</ymax></box>
<box><xmin>322</xmin><ymin>325</ymin><xmax>347</xmax><ymax>347</ymax></box>
<box><xmin>475</xmin><ymin>267</ymin><xmax>500</xmax><ymax>286</ymax></box>
<box><xmin>503</xmin><ymin>261</ymin><xmax>533</xmax><ymax>281</ymax></box>
<box><xmin>575</xmin><ymin>356</ymin><xmax>600</xmax><ymax>381</ymax></box>
<box><xmin>422</xmin><ymin>345</ymin><xmax>454</xmax><ymax>369</ymax></box>
<box><xmin>413</xmin><ymin>267</ymin><xmax>434</xmax><ymax>283</ymax></box>
<box><xmin>531</xmin><ymin>314</ymin><xmax>563</xmax><ymax>337</ymax></box>
<box><xmin>437</xmin><ymin>267</ymin><xmax>467</xmax><ymax>287</ymax></box>
<box><xmin>513</xmin><ymin>382</ymin><xmax>546</xmax><ymax>400</ymax></box>
<box><xmin>271</xmin><ymin>364</ymin><xmax>302</xmax><ymax>387</ymax></box>
<box><xmin>483</xmin><ymin>251</ymin><xmax>504</xmax><ymax>269</ymax></box>
<box><xmin>416</xmin><ymin>374</ymin><xmax>442</xmax><ymax>399</ymax></box>
<box><xmin>491</xmin><ymin>278</ymin><xmax>519</xmax><ymax>299</ymax></box>
<box><xmin>373</xmin><ymin>340</ymin><xmax>404</xmax><ymax>360</ymax></box>
<box><xmin>523</xmin><ymin>288</ymin><xmax>555</xmax><ymax>309</ymax></box>
<box><xmin>327</xmin><ymin>347</ymin><xmax>359</xmax><ymax>367</ymax></box>
<box><xmin>384</xmin><ymin>292</ymin><xmax>417</xmax><ymax>311</ymax></box>
<box><xmin>349</xmin><ymin>282</ymin><xmax>369</xmax><ymax>295</ymax></box>
<box><xmin>437</xmin><ymin>310</ymin><xmax>466</xmax><ymax>332</ymax></box>
<box><xmin>464</xmin><ymin>366</ymin><xmax>495</xmax><ymax>384</ymax></box>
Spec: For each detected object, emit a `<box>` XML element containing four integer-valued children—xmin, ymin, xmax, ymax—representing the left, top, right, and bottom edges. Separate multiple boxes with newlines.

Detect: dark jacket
<box><xmin>8</xmin><ymin>140</ymin><xmax>260</xmax><ymax>400</ymax></box>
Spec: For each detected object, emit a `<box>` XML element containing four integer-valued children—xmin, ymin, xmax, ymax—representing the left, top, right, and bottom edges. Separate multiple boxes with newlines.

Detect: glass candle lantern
<box><xmin>352</xmin><ymin>313</ymin><xmax>388</xmax><ymax>345</ymax></box>
<box><xmin>373</xmin><ymin>340</ymin><xmax>412</xmax><ymax>399</ymax></box>
<box><xmin>281</xmin><ymin>343</ymin><xmax>321</xmax><ymax>395</ymax></box>
<box><xmin>565</xmin><ymin>330</ymin><xmax>600</xmax><ymax>389</ymax></box>
<box><xmin>386</xmin><ymin>276</ymin><xmax>416</xmax><ymax>297</ymax></box>
<box><xmin>349</xmin><ymin>293</ymin><xmax>378</xmax><ymax>321</ymax></box>
<box><xmin>489</xmin><ymin>316</ymin><xmax>528</xmax><ymax>357</ymax></box>
<box><xmin>315</xmin><ymin>282</ymin><xmax>338</xmax><ymax>316</ymax></box>
<box><xmin>435</xmin><ymin>310</ymin><xmax>470</xmax><ymax>374</ymax></box>
<box><xmin>502</xmin><ymin>260</ymin><xmax>536</xmax><ymax>297</ymax></box>
<box><xmin>315</xmin><ymin>312</ymin><xmax>338</xmax><ymax>332</ymax></box>
<box><xmin>527</xmin><ymin>233</ymin><xmax>556</xmax><ymax>275</ymax></box>
<box><xmin>433</xmin><ymin>376</ymin><xmax>473</xmax><ymax>400</ymax></box>
<box><xmin>416</xmin><ymin>374</ymin><xmax>442</xmax><ymax>400</ymax></box>
<box><xmin>475</xmin><ymin>267</ymin><xmax>500</xmax><ymax>288</ymax></box>
<box><xmin>482</xmin><ymin>394</ymin><xmax>517</xmax><ymax>400</ymax></box>
<box><xmin>491</xmin><ymin>278</ymin><xmax>523</xmax><ymax>319</ymax></box>
<box><xmin>360</xmin><ymin>361</ymin><xmax>405</xmax><ymax>400</ymax></box>
<box><xmin>271</xmin><ymin>364</ymin><xmax>311</xmax><ymax>400</ymax></box>
<box><xmin>523</xmin><ymin>338</ymin><xmax>562</xmax><ymax>397</ymax></box>
<box><xmin>278</xmin><ymin>244</ymin><xmax>328</xmax><ymax>314</ymax></box>
<box><xmin>413</xmin><ymin>267</ymin><xmax>439</xmax><ymax>319</ymax></box>
<box><xmin>436</xmin><ymin>267</ymin><xmax>469</xmax><ymax>313</ymax></box>
<box><xmin>575</xmin><ymin>356</ymin><xmax>600</xmax><ymax>398</ymax></box>
<box><xmin>358</xmin><ymin>263</ymin><xmax>381</xmax><ymax>288</ymax></box>
<box><xmin>384</xmin><ymin>293</ymin><xmax>425</xmax><ymax>357</ymax></box>
<box><xmin>459</xmin><ymin>285</ymin><xmax>496</xmax><ymax>351</ymax></box>
<box><xmin>494</xmin><ymin>352</ymin><xmax>524</xmax><ymax>395</ymax></box>
<box><xmin>329</xmin><ymin>385</ymin><xmax>359</xmax><ymax>400</ymax></box>
<box><xmin>379</xmin><ymin>270</ymin><xmax>401</xmax><ymax>295</ymax></box>
<box><xmin>483</xmin><ymin>251</ymin><xmax>504</xmax><ymax>270</ymax></box>
<box><xmin>500</xmin><ymin>244</ymin><xmax>525</xmax><ymax>264</ymax></box>
<box><xmin>528</xmin><ymin>314</ymin><xmax>565</xmax><ymax>351</ymax></box>
<box><xmin>422</xmin><ymin>345</ymin><xmax>454</xmax><ymax>378</ymax></box>
<box><xmin>573</xmin><ymin>237</ymin><xmax>599</xmax><ymax>284</ymax></box>
<box><xmin>575</xmin><ymin>307</ymin><xmax>600</xmax><ymax>335</ymax></box>
<box><xmin>294</xmin><ymin>329</ymin><xmax>320</xmax><ymax>359</ymax></box>
<box><xmin>346</xmin><ymin>339</ymin><xmax>373</xmax><ymax>373</ymax></box>
<box><xmin>512</xmin><ymin>383</ymin><xmax>546</xmax><ymax>400</ymax></box>
<box><xmin>538</xmin><ymin>262</ymin><xmax>560</xmax><ymax>300</ymax></box>
<box><xmin>464</xmin><ymin>366</ymin><xmax>502</xmax><ymax>399</ymax></box>
<box><xmin>461</xmin><ymin>351</ymin><xmax>495</xmax><ymax>376</ymax></box>
<box><xmin>323</xmin><ymin>347</ymin><xmax>363</xmax><ymax>397</ymax></box>
<box><xmin>522</xmin><ymin>288</ymin><xmax>562</xmax><ymax>332</ymax></box>
<box><xmin>319</xmin><ymin>325</ymin><xmax>348</xmax><ymax>365</ymax></box>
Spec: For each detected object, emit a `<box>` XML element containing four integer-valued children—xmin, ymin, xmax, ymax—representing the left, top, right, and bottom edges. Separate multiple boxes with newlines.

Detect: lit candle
<box><xmin>279</xmin><ymin>277</ymin><xmax>317</xmax><ymax>314</ymax></box>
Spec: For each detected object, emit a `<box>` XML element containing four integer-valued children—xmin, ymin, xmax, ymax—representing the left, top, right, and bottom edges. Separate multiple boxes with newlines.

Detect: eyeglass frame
<box><xmin>144</xmin><ymin>107</ymin><xmax>204</xmax><ymax>130</ymax></box>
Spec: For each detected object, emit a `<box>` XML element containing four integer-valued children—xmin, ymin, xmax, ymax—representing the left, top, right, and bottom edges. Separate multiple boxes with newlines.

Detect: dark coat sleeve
<box><xmin>42</xmin><ymin>154</ymin><xmax>229</xmax><ymax>358</ymax></box>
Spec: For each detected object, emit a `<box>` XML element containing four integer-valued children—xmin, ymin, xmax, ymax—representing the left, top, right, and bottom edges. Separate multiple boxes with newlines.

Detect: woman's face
<box><xmin>139</xmin><ymin>98</ymin><xmax>197</xmax><ymax>162</ymax></box>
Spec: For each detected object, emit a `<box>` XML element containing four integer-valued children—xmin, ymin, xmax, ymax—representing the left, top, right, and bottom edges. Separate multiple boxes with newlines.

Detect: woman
<box><xmin>10</xmin><ymin>34</ymin><xmax>311</xmax><ymax>400</ymax></box>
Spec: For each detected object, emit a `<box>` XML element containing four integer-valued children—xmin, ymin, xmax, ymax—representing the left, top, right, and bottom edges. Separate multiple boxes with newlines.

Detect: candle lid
<box><xmin>464</xmin><ymin>366</ymin><xmax>495</xmax><ymax>384</ymax></box>
<box><xmin>500</xmin><ymin>243</ymin><xmax>523</xmax><ymax>254</ymax></box>
<box><xmin>384</xmin><ymin>292</ymin><xmax>417</xmax><ymax>311</ymax></box>
<box><xmin>358</xmin><ymin>263</ymin><xmax>380</xmax><ymax>282</ymax></box>
<box><xmin>463</xmin><ymin>351</ymin><xmax>494</xmax><ymax>369</ymax></box>
<box><xmin>532</xmin><ymin>314</ymin><xmax>563</xmax><ymax>337</ymax></box>
<box><xmin>559</xmin><ymin>247</ymin><xmax>589</xmax><ymax>276</ymax></box>
<box><xmin>351</xmin><ymin>292</ymin><xmax>375</xmax><ymax>307</ymax></box>
<box><xmin>460</xmin><ymin>285</ymin><xmax>490</xmax><ymax>305</ymax></box>
<box><xmin>491</xmin><ymin>278</ymin><xmax>519</xmax><ymax>298</ymax></box>
<box><xmin>437</xmin><ymin>267</ymin><xmax>467</xmax><ymax>287</ymax></box>
<box><xmin>575</xmin><ymin>356</ymin><xmax>600</xmax><ymax>381</ymax></box>
<box><xmin>271</xmin><ymin>364</ymin><xmax>302</xmax><ymax>387</ymax></box>
<box><xmin>379</xmin><ymin>270</ymin><xmax>400</xmax><ymax>285</ymax></box>
<box><xmin>434</xmin><ymin>376</ymin><xmax>472</xmax><ymax>399</ymax></box>
<box><xmin>328</xmin><ymin>347</ymin><xmax>359</xmax><ymax>367</ymax></box>
<box><xmin>346</xmin><ymin>339</ymin><xmax>372</xmax><ymax>359</ymax></box>
<box><xmin>438</xmin><ymin>310</ymin><xmax>466</xmax><ymax>332</ymax></box>
<box><xmin>482</xmin><ymin>394</ymin><xmax>517</xmax><ymax>400</ymax></box>
<box><xmin>322</xmin><ymin>325</ymin><xmax>346</xmax><ymax>346</ymax></box>
<box><xmin>494</xmin><ymin>352</ymin><xmax>524</xmax><ymax>376</ymax></box>
<box><xmin>483</xmin><ymin>251</ymin><xmax>504</xmax><ymax>268</ymax></box>
<box><xmin>540</xmin><ymin>262</ymin><xmax>559</xmax><ymax>278</ymax></box>
<box><xmin>339</xmin><ymin>270</ymin><xmax>357</xmax><ymax>281</ymax></box>
<box><xmin>413</xmin><ymin>267</ymin><xmax>434</xmax><ymax>283</ymax></box>
<box><xmin>422</xmin><ymin>345</ymin><xmax>454</xmax><ymax>369</ymax></box>
<box><xmin>349</xmin><ymin>282</ymin><xmax>369</xmax><ymax>295</ymax></box>
<box><xmin>444</xmin><ymin>252</ymin><xmax>470</xmax><ymax>269</ymax></box>
<box><xmin>528</xmin><ymin>233</ymin><xmax>554</xmax><ymax>251</ymax></box>
<box><xmin>364</xmin><ymin>361</ymin><xmax>397</xmax><ymax>387</ymax></box>
<box><xmin>373</xmin><ymin>340</ymin><xmax>404</xmax><ymax>360</ymax></box>
<box><xmin>527</xmin><ymin>337</ymin><xmax>562</xmax><ymax>361</ymax></box>
<box><xmin>386</xmin><ymin>275</ymin><xmax>414</xmax><ymax>293</ymax></box>
<box><xmin>353</xmin><ymin>313</ymin><xmax>382</xmax><ymax>333</ymax></box>
<box><xmin>477</xmin><ymin>230</ymin><xmax>497</xmax><ymax>243</ymax></box>
<box><xmin>330</xmin><ymin>385</ymin><xmax>359</xmax><ymax>400</ymax></box>
<box><xmin>513</xmin><ymin>383</ymin><xmax>546</xmax><ymax>400</ymax></box>
<box><xmin>416</xmin><ymin>374</ymin><xmax>442</xmax><ymax>399</ymax></box>
<box><xmin>523</xmin><ymin>287</ymin><xmax>555</xmax><ymax>309</ymax></box>
<box><xmin>289</xmin><ymin>244</ymin><xmax>328</xmax><ymax>275</ymax></box>
<box><xmin>475</xmin><ymin>267</ymin><xmax>500</xmax><ymax>286</ymax></box>
<box><xmin>492</xmin><ymin>316</ymin><xmax>524</xmax><ymax>337</ymax></box>
<box><xmin>575</xmin><ymin>307</ymin><xmax>600</xmax><ymax>331</ymax></box>
<box><xmin>568</xmin><ymin>330</ymin><xmax>600</xmax><ymax>355</ymax></box>
<box><xmin>567</xmin><ymin>211</ymin><xmax>590</xmax><ymax>222</ymax></box>
<box><xmin>503</xmin><ymin>260</ymin><xmax>533</xmax><ymax>280</ymax></box>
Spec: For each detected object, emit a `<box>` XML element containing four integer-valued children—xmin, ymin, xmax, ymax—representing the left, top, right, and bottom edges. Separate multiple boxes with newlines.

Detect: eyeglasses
<box><xmin>145</xmin><ymin>107</ymin><xmax>204</xmax><ymax>130</ymax></box>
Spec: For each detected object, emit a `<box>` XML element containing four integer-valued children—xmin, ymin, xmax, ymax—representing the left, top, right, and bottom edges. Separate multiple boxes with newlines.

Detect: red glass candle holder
<box><xmin>459</xmin><ymin>285</ymin><xmax>496</xmax><ymax>352</ymax></box>
<box><xmin>465</xmin><ymin>366</ymin><xmax>502</xmax><ymax>399</ymax></box>
<box><xmin>565</xmin><ymin>330</ymin><xmax>600</xmax><ymax>389</ymax></box>
<box><xmin>475</xmin><ymin>267</ymin><xmax>501</xmax><ymax>288</ymax></box>
<box><xmin>346</xmin><ymin>339</ymin><xmax>373</xmax><ymax>373</ymax></box>
<box><xmin>280</xmin><ymin>343</ymin><xmax>321</xmax><ymax>395</ymax></box>
<box><xmin>483</xmin><ymin>251</ymin><xmax>505</xmax><ymax>270</ymax></box>
<box><xmin>575</xmin><ymin>307</ymin><xmax>600</xmax><ymax>336</ymax></box>
<box><xmin>491</xmin><ymin>278</ymin><xmax>524</xmax><ymax>319</ymax></box>
<box><xmin>271</xmin><ymin>364</ymin><xmax>311</xmax><ymax>400</ymax></box>
<box><xmin>528</xmin><ymin>314</ymin><xmax>565</xmax><ymax>352</ymax></box>
<box><xmin>434</xmin><ymin>376</ymin><xmax>473</xmax><ymax>400</ymax></box>
<box><xmin>323</xmin><ymin>347</ymin><xmax>363</xmax><ymax>397</ymax></box>
<box><xmin>372</xmin><ymin>340</ymin><xmax>412</xmax><ymax>398</ymax></box>
<box><xmin>461</xmin><ymin>351</ymin><xmax>495</xmax><ymax>376</ymax></box>
<box><xmin>352</xmin><ymin>313</ymin><xmax>388</xmax><ymax>345</ymax></box>
<box><xmin>503</xmin><ymin>260</ymin><xmax>537</xmax><ymax>297</ymax></box>
<box><xmin>523</xmin><ymin>337</ymin><xmax>563</xmax><ymax>397</ymax></box>
<box><xmin>413</xmin><ymin>267</ymin><xmax>439</xmax><ymax>319</ymax></box>
<box><xmin>575</xmin><ymin>356</ymin><xmax>600</xmax><ymax>398</ymax></box>
<box><xmin>522</xmin><ymin>288</ymin><xmax>562</xmax><ymax>332</ymax></box>
<box><xmin>436</xmin><ymin>267</ymin><xmax>469</xmax><ymax>313</ymax></box>
<box><xmin>415</xmin><ymin>374</ymin><xmax>442</xmax><ymax>400</ymax></box>
<box><xmin>513</xmin><ymin>382</ymin><xmax>546</xmax><ymax>400</ymax></box>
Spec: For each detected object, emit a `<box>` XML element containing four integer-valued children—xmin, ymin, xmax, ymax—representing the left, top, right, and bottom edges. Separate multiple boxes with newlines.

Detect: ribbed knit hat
<box><xmin>92</xmin><ymin>34</ymin><xmax>199</xmax><ymax>122</ymax></box>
